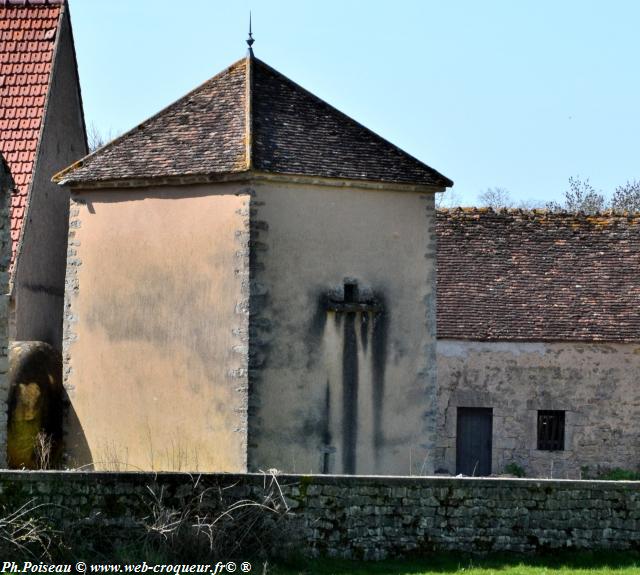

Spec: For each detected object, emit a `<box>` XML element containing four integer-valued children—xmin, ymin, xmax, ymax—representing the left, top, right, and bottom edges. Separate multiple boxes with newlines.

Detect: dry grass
<box><xmin>0</xmin><ymin>499</ymin><xmax>58</xmax><ymax>560</ymax></box>
<box><xmin>138</xmin><ymin>471</ymin><xmax>292</xmax><ymax>560</ymax></box>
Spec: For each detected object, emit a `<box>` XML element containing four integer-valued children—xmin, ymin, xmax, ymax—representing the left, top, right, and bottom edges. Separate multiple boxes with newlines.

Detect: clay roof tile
<box><xmin>0</xmin><ymin>0</ymin><xmax>62</xmax><ymax>263</ymax></box>
<box><xmin>57</xmin><ymin>56</ymin><xmax>452</xmax><ymax>189</ymax></box>
<box><xmin>437</xmin><ymin>209</ymin><xmax>640</xmax><ymax>342</ymax></box>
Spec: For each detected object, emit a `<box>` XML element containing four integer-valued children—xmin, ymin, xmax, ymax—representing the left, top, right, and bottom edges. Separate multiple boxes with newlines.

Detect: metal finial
<box><xmin>246</xmin><ymin>12</ymin><xmax>255</xmax><ymax>53</ymax></box>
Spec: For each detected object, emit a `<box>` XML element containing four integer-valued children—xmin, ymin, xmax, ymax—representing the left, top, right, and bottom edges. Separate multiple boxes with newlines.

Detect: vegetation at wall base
<box><xmin>270</xmin><ymin>551</ymin><xmax>640</xmax><ymax>575</ymax></box>
<box><xmin>580</xmin><ymin>466</ymin><xmax>640</xmax><ymax>481</ymax></box>
<box><xmin>596</xmin><ymin>468</ymin><xmax>640</xmax><ymax>481</ymax></box>
<box><xmin>503</xmin><ymin>462</ymin><xmax>526</xmax><ymax>478</ymax></box>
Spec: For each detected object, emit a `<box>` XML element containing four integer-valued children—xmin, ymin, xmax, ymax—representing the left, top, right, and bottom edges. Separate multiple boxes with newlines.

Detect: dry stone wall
<box><xmin>0</xmin><ymin>472</ymin><xmax>637</xmax><ymax>559</ymax></box>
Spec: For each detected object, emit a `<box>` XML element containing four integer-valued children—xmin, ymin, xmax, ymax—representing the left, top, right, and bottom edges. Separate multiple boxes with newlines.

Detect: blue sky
<box><xmin>69</xmin><ymin>0</ymin><xmax>640</xmax><ymax>206</ymax></box>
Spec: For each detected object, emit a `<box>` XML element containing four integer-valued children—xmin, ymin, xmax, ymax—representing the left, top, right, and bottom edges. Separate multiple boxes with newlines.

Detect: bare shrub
<box><xmin>34</xmin><ymin>432</ymin><xmax>52</xmax><ymax>470</ymax></box>
<box><xmin>0</xmin><ymin>499</ymin><xmax>58</xmax><ymax>560</ymax></box>
<box><xmin>478</xmin><ymin>187</ymin><xmax>512</xmax><ymax>209</ymax></box>
<box><xmin>139</xmin><ymin>472</ymin><xmax>293</xmax><ymax>561</ymax></box>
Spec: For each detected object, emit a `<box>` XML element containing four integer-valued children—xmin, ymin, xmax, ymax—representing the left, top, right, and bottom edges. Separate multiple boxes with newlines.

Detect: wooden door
<box><xmin>456</xmin><ymin>407</ymin><xmax>492</xmax><ymax>476</ymax></box>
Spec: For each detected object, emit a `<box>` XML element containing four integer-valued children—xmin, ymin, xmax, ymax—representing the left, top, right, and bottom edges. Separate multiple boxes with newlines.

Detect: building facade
<box><xmin>0</xmin><ymin>0</ymin><xmax>87</xmax><ymax>351</ymax></box>
<box><xmin>55</xmin><ymin>54</ymin><xmax>451</xmax><ymax>472</ymax></box>
<box><xmin>436</xmin><ymin>208</ymin><xmax>640</xmax><ymax>479</ymax></box>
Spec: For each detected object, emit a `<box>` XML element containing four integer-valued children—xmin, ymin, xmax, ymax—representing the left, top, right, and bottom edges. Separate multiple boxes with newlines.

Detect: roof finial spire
<box><xmin>246</xmin><ymin>12</ymin><xmax>255</xmax><ymax>55</ymax></box>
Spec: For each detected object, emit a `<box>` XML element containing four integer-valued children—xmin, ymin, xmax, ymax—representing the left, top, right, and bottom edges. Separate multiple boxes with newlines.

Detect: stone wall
<box><xmin>13</xmin><ymin>6</ymin><xmax>87</xmax><ymax>351</ymax></box>
<box><xmin>436</xmin><ymin>340</ymin><xmax>640</xmax><ymax>479</ymax></box>
<box><xmin>0</xmin><ymin>160</ymin><xmax>12</xmax><ymax>468</ymax></box>
<box><xmin>0</xmin><ymin>472</ymin><xmax>637</xmax><ymax>559</ymax></box>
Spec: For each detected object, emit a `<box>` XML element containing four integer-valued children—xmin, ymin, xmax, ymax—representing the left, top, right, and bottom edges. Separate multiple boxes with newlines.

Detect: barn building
<box><xmin>436</xmin><ymin>208</ymin><xmax>640</xmax><ymax>479</ymax></box>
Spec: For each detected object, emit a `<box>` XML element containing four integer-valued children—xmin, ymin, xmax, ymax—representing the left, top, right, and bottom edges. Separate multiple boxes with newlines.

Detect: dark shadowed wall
<box><xmin>248</xmin><ymin>182</ymin><xmax>439</xmax><ymax>475</ymax></box>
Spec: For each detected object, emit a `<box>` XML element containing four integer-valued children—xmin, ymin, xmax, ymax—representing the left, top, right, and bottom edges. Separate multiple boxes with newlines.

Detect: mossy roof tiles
<box><xmin>437</xmin><ymin>208</ymin><xmax>640</xmax><ymax>342</ymax></box>
<box><xmin>57</xmin><ymin>56</ymin><xmax>452</xmax><ymax>189</ymax></box>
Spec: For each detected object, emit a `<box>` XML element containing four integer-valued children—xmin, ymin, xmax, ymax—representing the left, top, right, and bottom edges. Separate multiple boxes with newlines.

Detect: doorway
<box><xmin>456</xmin><ymin>407</ymin><xmax>493</xmax><ymax>476</ymax></box>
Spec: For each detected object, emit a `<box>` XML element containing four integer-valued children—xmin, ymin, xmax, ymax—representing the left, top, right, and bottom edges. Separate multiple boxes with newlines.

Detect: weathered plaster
<box><xmin>436</xmin><ymin>339</ymin><xmax>640</xmax><ymax>479</ymax></box>
<box><xmin>13</xmin><ymin>8</ymin><xmax>87</xmax><ymax>350</ymax></box>
<box><xmin>248</xmin><ymin>182</ymin><xmax>438</xmax><ymax>475</ymax></box>
<box><xmin>63</xmin><ymin>184</ymin><xmax>250</xmax><ymax>471</ymax></box>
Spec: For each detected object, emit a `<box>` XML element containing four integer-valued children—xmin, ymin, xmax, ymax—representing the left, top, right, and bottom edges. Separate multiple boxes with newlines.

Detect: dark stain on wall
<box><xmin>322</xmin><ymin>381</ymin><xmax>332</xmax><ymax>474</ymax></box>
<box><xmin>371</xmin><ymin>296</ymin><xmax>388</xmax><ymax>455</ymax></box>
<box><xmin>342</xmin><ymin>312</ymin><xmax>358</xmax><ymax>474</ymax></box>
<box><xmin>310</xmin><ymin>285</ymin><xmax>389</xmax><ymax>474</ymax></box>
<box><xmin>360</xmin><ymin>312</ymin><xmax>369</xmax><ymax>352</ymax></box>
<box><xmin>306</xmin><ymin>293</ymin><xmax>329</xmax><ymax>369</ymax></box>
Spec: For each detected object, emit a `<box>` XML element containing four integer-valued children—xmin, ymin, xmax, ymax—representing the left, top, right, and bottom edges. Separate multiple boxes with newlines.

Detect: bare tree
<box><xmin>516</xmin><ymin>198</ymin><xmax>544</xmax><ymax>210</ymax></box>
<box><xmin>610</xmin><ymin>180</ymin><xmax>640</xmax><ymax>213</ymax></box>
<box><xmin>546</xmin><ymin>176</ymin><xmax>606</xmax><ymax>214</ymax></box>
<box><xmin>87</xmin><ymin>123</ymin><xmax>117</xmax><ymax>153</ymax></box>
<box><xmin>478</xmin><ymin>187</ymin><xmax>512</xmax><ymax>209</ymax></box>
<box><xmin>435</xmin><ymin>188</ymin><xmax>463</xmax><ymax>208</ymax></box>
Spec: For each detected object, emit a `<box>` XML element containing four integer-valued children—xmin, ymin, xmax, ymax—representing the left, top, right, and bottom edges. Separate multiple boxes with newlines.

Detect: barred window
<box><xmin>537</xmin><ymin>410</ymin><xmax>565</xmax><ymax>451</ymax></box>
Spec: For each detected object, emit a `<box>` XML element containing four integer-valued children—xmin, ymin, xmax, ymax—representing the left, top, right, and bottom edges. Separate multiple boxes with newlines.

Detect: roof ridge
<box><xmin>438</xmin><ymin>207</ymin><xmax>640</xmax><ymax>219</ymax></box>
<box><xmin>245</xmin><ymin>53</ymin><xmax>253</xmax><ymax>170</ymax></box>
<box><xmin>251</xmin><ymin>57</ymin><xmax>453</xmax><ymax>188</ymax></box>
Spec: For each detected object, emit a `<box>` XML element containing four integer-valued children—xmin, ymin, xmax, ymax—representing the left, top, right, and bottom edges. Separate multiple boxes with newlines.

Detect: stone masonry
<box><xmin>0</xmin><ymin>472</ymin><xmax>637</xmax><ymax>559</ymax></box>
<box><xmin>437</xmin><ymin>340</ymin><xmax>640</xmax><ymax>479</ymax></box>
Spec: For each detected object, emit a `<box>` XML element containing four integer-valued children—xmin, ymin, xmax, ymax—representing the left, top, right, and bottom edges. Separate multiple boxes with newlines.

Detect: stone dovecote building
<box><xmin>436</xmin><ymin>208</ymin><xmax>640</xmax><ymax>479</ymax></box>
<box><xmin>55</xmin><ymin>52</ymin><xmax>452</xmax><ymax>472</ymax></box>
<box><xmin>0</xmin><ymin>0</ymin><xmax>87</xmax><ymax>351</ymax></box>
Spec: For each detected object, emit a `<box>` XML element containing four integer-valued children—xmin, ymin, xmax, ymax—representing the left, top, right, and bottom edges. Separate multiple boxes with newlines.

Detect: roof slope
<box><xmin>60</xmin><ymin>58</ymin><xmax>248</xmax><ymax>183</ymax></box>
<box><xmin>0</xmin><ymin>0</ymin><xmax>63</xmax><ymax>261</ymax></box>
<box><xmin>437</xmin><ymin>209</ymin><xmax>640</xmax><ymax>343</ymax></box>
<box><xmin>57</xmin><ymin>55</ymin><xmax>452</xmax><ymax>188</ymax></box>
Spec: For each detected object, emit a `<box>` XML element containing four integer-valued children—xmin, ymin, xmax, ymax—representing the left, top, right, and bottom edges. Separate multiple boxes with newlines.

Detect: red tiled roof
<box><xmin>0</xmin><ymin>0</ymin><xmax>62</xmax><ymax>264</ymax></box>
<box><xmin>56</xmin><ymin>56</ymin><xmax>452</xmax><ymax>189</ymax></box>
<box><xmin>437</xmin><ymin>208</ymin><xmax>640</xmax><ymax>342</ymax></box>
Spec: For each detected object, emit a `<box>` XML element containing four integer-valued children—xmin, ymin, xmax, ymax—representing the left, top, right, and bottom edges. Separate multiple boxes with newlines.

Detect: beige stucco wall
<box><xmin>64</xmin><ymin>184</ymin><xmax>250</xmax><ymax>471</ymax></box>
<box><xmin>436</xmin><ymin>339</ymin><xmax>640</xmax><ymax>479</ymax></box>
<box><xmin>249</xmin><ymin>182</ymin><xmax>438</xmax><ymax>475</ymax></box>
<box><xmin>13</xmin><ymin>8</ymin><xmax>87</xmax><ymax>350</ymax></box>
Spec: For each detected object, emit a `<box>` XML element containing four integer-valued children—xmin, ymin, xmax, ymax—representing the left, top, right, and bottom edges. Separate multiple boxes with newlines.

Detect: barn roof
<box><xmin>0</xmin><ymin>0</ymin><xmax>64</xmax><ymax>263</ymax></box>
<box><xmin>55</xmin><ymin>55</ymin><xmax>452</xmax><ymax>189</ymax></box>
<box><xmin>437</xmin><ymin>208</ymin><xmax>640</xmax><ymax>343</ymax></box>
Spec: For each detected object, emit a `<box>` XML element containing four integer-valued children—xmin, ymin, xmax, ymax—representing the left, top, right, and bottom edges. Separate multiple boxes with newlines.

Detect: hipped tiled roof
<box><xmin>437</xmin><ymin>208</ymin><xmax>640</xmax><ymax>343</ymax></box>
<box><xmin>0</xmin><ymin>0</ymin><xmax>62</xmax><ymax>262</ymax></box>
<box><xmin>56</xmin><ymin>56</ymin><xmax>452</xmax><ymax>189</ymax></box>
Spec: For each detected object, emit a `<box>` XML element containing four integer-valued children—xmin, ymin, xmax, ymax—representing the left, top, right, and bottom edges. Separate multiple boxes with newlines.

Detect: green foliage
<box><xmin>503</xmin><ymin>462</ymin><xmax>526</xmax><ymax>478</ymax></box>
<box><xmin>270</xmin><ymin>551</ymin><xmax>640</xmax><ymax>574</ymax></box>
<box><xmin>596</xmin><ymin>468</ymin><xmax>640</xmax><ymax>481</ymax></box>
